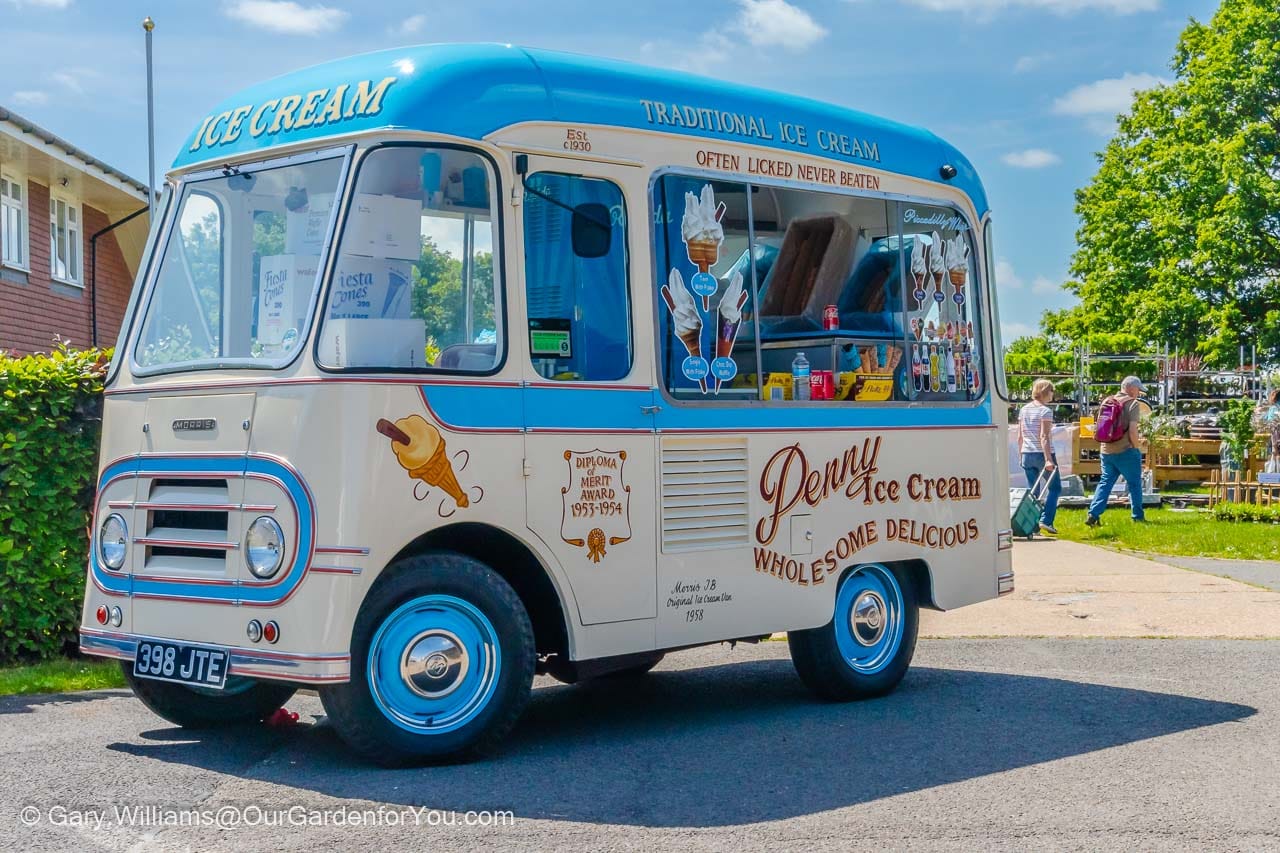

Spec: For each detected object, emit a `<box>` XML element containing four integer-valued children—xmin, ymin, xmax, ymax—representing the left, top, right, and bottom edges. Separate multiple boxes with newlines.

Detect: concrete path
<box><xmin>1149</xmin><ymin>554</ymin><xmax>1280</xmax><ymax>593</ymax></box>
<box><xmin>921</xmin><ymin>539</ymin><xmax>1280</xmax><ymax>638</ymax></box>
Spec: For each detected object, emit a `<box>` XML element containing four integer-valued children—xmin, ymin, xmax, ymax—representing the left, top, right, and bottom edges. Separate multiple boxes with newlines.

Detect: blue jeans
<box><xmin>1089</xmin><ymin>447</ymin><xmax>1145</xmax><ymax>520</ymax></box>
<box><xmin>1021</xmin><ymin>452</ymin><xmax>1061</xmax><ymax>526</ymax></box>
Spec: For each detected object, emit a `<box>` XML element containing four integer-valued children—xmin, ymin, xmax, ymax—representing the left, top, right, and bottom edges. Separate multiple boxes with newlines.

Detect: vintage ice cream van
<box><xmin>80</xmin><ymin>44</ymin><xmax>1013</xmax><ymax>764</ymax></box>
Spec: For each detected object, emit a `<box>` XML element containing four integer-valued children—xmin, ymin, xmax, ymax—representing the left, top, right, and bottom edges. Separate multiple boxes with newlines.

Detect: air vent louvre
<box><xmin>661</xmin><ymin>438</ymin><xmax>750</xmax><ymax>552</ymax></box>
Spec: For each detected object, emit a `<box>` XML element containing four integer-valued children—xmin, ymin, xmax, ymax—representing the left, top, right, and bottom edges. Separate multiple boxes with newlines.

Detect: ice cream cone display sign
<box><xmin>662</xmin><ymin>268</ymin><xmax>709</xmax><ymax>392</ymax></box>
<box><xmin>928</xmin><ymin>230</ymin><xmax>946</xmax><ymax>306</ymax></box>
<box><xmin>909</xmin><ymin>239</ymin><xmax>928</xmax><ymax>310</ymax></box>
<box><xmin>378</xmin><ymin>415</ymin><xmax>477</xmax><ymax>516</ymax></box>
<box><xmin>561</xmin><ymin>450</ymin><xmax>631</xmax><ymax>564</ymax></box>
<box><xmin>944</xmin><ymin>235</ymin><xmax>969</xmax><ymax>305</ymax></box>
<box><xmin>711</xmin><ymin>270</ymin><xmax>748</xmax><ymax>393</ymax></box>
<box><xmin>682</xmin><ymin>185</ymin><xmax>725</xmax><ymax>311</ymax></box>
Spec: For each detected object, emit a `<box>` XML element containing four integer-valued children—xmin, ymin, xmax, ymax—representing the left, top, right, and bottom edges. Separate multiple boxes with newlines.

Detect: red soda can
<box><xmin>823</xmin><ymin>304</ymin><xmax>839</xmax><ymax>331</ymax></box>
<box><xmin>810</xmin><ymin>372</ymin><xmax>826</xmax><ymax>400</ymax></box>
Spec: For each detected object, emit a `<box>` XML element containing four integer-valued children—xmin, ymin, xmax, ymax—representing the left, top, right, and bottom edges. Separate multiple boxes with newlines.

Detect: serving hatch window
<box><xmin>134</xmin><ymin>152</ymin><xmax>346</xmax><ymax>370</ymax></box>
<box><xmin>651</xmin><ymin>174</ymin><xmax>983</xmax><ymax>404</ymax></box>
<box><xmin>317</xmin><ymin>145</ymin><xmax>501</xmax><ymax>372</ymax></box>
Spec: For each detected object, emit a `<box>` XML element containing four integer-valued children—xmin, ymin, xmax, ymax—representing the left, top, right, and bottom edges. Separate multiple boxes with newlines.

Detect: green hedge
<box><xmin>0</xmin><ymin>346</ymin><xmax>109</xmax><ymax>663</ymax></box>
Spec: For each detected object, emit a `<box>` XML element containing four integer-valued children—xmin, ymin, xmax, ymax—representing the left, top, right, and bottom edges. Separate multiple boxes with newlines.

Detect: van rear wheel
<box><xmin>122</xmin><ymin>666</ymin><xmax>296</xmax><ymax>728</ymax></box>
<box><xmin>320</xmin><ymin>552</ymin><xmax>535</xmax><ymax>766</ymax></box>
<box><xmin>788</xmin><ymin>563</ymin><xmax>918</xmax><ymax>701</ymax></box>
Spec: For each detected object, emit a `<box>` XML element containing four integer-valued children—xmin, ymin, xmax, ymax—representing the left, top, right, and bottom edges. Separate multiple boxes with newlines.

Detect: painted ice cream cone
<box><xmin>662</xmin><ymin>268</ymin><xmax>707</xmax><ymax>393</ymax></box>
<box><xmin>682</xmin><ymin>184</ymin><xmax>725</xmax><ymax>312</ymax></box>
<box><xmin>944</xmin><ymin>234</ymin><xmax>969</xmax><ymax>300</ymax></box>
<box><xmin>928</xmin><ymin>231</ymin><xmax>946</xmax><ymax>300</ymax></box>
<box><xmin>910</xmin><ymin>240</ymin><xmax>928</xmax><ymax>310</ymax></box>
<box><xmin>378</xmin><ymin>415</ymin><xmax>469</xmax><ymax>508</ymax></box>
<box><xmin>713</xmin><ymin>271</ymin><xmax>748</xmax><ymax>392</ymax></box>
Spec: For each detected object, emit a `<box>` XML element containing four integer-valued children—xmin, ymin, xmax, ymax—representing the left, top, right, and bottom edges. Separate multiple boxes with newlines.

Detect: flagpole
<box><xmin>143</xmin><ymin>16</ymin><xmax>156</xmax><ymax>221</ymax></box>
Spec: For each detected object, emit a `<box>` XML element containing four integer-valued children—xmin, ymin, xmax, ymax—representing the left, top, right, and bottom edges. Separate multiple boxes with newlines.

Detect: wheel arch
<box><xmin>833</xmin><ymin>558</ymin><xmax>938</xmax><ymax>611</ymax></box>
<box><xmin>385</xmin><ymin>523</ymin><xmax>571</xmax><ymax>659</ymax></box>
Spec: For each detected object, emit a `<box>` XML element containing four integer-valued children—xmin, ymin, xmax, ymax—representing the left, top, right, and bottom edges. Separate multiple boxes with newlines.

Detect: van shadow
<box><xmin>0</xmin><ymin>688</ymin><xmax>134</xmax><ymax>717</ymax></box>
<box><xmin>110</xmin><ymin>659</ymin><xmax>1254</xmax><ymax>828</ymax></box>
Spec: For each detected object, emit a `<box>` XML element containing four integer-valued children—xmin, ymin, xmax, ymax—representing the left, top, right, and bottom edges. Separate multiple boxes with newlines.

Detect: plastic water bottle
<box><xmin>792</xmin><ymin>352</ymin><xmax>811</xmax><ymax>401</ymax></box>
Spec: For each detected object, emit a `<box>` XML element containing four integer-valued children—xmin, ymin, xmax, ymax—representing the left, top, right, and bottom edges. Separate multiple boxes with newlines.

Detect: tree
<box><xmin>1058</xmin><ymin>0</ymin><xmax>1280</xmax><ymax>367</ymax></box>
<box><xmin>411</xmin><ymin>237</ymin><xmax>495</xmax><ymax>350</ymax></box>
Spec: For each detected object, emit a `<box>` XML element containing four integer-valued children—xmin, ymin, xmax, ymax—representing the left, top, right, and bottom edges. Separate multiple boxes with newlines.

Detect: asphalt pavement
<box><xmin>3</xmin><ymin>638</ymin><xmax>1277</xmax><ymax>851</ymax></box>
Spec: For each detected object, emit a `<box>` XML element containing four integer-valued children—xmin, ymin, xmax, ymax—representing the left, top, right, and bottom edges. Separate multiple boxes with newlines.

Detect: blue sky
<box><xmin>1</xmin><ymin>0</ymin><xmax>1218</xmax><ymax>340</ymax></box>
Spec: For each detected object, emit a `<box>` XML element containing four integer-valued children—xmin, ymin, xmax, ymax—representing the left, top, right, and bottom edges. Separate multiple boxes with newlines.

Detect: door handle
<box><xmin>640</xmin><ymin>405</ymin><xmax>662</xmax><ymax>415</ymax></box>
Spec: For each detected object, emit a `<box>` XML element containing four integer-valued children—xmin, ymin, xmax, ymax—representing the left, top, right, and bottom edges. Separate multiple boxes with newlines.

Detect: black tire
<box><xmin>788</xmin><ymin>563</ymin><xmax>919</xmax><ymax>701</ymax></box>
<box><xmin>122</xmin><ymin>665</ymin><xmax>296</xmax><ymax>729</ymax></box>
<box><xmin>320</xmin><ymin>552</ymin><xmax>535</xmax><ymax>766</ymax></box>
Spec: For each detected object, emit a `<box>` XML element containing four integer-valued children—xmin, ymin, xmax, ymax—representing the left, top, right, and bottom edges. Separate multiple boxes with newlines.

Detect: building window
<box><xmin>1</xmin><ymin>171</ymin><xmax>27</xmax><ymax>270</ymax></box>
<box><xmin>49</xmin><ymin>194</ymin><xmax>82</xmax><ymax>285</ymax></box>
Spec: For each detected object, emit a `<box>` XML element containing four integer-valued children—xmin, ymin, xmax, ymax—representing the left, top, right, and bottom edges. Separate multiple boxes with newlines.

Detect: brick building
<box><xmin>1</xmin><ymin>107</ymin><xmax>150</xmax><ymax>355</ymax></box>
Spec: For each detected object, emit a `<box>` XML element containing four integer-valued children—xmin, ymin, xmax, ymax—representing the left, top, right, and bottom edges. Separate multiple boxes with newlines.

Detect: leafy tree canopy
<box><xmin>1056</xmin><ymin>0</ymin><xmax>1280</xmax><ymax>367</ymax></box>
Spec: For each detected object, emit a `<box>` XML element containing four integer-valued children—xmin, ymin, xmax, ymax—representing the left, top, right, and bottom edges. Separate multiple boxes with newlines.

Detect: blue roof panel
<box><xmin>173</xmin><ymin>43</ymin><xmax>987</xmax><ymax>215</ymax></box>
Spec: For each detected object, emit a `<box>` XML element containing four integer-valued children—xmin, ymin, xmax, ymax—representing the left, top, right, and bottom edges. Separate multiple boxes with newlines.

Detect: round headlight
<box><xmin>245</xmin><ymin>517</ymin><xmax>285</xmax><ymax>579</ymax></box>
<box><xmin>99</xmin><ymin>513</ymin><xmax>128</xmax><ymax>570</ymax></box>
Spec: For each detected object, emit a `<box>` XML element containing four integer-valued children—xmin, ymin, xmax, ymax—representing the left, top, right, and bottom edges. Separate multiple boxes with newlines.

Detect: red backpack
<box><xmin>1094</xmin><ymin>396</ymin><xmax>1127</xmax><ymax>443</ymax></box>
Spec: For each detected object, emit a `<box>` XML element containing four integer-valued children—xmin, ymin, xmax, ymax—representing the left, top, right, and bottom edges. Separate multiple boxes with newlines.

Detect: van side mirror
<box><xmin>572</xmin><ymin>203</ymin><xmax>611</xmax><ymax>259</ymax></box>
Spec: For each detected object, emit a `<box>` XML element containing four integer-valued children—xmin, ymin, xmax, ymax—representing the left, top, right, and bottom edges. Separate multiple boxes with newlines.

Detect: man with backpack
<box><xmin>1086</xmin><ymin>376</ymin><xmax>1147</xmax><ymax>526</ymax></box>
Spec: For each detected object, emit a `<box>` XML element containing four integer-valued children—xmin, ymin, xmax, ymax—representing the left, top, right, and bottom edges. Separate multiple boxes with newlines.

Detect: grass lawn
<box><xmin>1054</xmin><ymin>505</ymin><xmax>1280</xmax><ymax>561</ymax></box>
<box><xmin>0</xmin><ymin>657</ymin><xmax>126</xmax><ymax>696</ymax></box>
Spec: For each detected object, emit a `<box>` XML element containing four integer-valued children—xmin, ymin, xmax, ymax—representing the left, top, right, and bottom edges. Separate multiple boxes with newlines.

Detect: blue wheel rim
<box><xmin>367</xmin><ymin>594</ymin><xmax>502</xmax><ymax>735</ymax></box>
<box><xmin>833</xmin><ymin>564</ymin><xmax>904</xmax><ymax>675</ymax></box>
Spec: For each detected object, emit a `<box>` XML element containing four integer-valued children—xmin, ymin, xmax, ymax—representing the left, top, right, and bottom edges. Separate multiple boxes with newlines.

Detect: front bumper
<box><xmin>80</xmin><ymin>627</ymin><xmax>351</xmax><ymax>685</ymax></box>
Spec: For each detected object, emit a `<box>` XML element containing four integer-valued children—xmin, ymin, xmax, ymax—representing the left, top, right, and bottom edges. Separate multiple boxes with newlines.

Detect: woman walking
<box><xmin>1017</xmin><ymin>378</ymin><xmax>1061</xmax><ymax>535</ymax></box>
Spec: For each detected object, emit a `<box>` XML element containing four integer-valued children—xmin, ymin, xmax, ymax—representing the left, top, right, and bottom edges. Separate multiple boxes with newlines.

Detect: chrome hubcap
<box><xmin>401</xmin><ymin>630</ymin><xmax>469</xmax><ymax>698</ymax></box>
<box><xmin>851</xmin><ymin>591</ymin><xmax>886</xmax><ymax>646</ymax></box>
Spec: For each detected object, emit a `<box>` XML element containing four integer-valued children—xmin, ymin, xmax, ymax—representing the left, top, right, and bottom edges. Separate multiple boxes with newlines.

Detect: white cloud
<box><xmin>394</xmin><ymin>13</ymin><xmax>426</xmax><ymax>35</ymax></box>
<box><xmin>1001</xmin><ymin>148</ymin><xmax>1061</xmax><ymax>168</ymax></box>
<box><xmin>1031</xmin><ymin>275</ymin><xmax>1059</xmax><ymax>294</ymax></box>
<box><xmin>5</xmin><ymin>0</ymin><xmax>73</xmax><ymax>7</ymax></box>
<box><xmin>643</xmin><ymin>29</ymin><xmax>733</xmax><ymax>74</ymax></box>
<box><xmin>50</xmin><ymin>67</ymin><xmax>98</xmax><ymax>95</ymax></box>
<box><xmin>1051</xmin><ymin>71</ymin><xmax>1168</xmax><ymax>116</ymax></box>
<box><xmin>995</xmin><ymin>258</ymin><xmax>1024</xmax><ymax>290</ymax></box>
<box><xmin>224</xmin><ymin>1</ymin><xmax>347</xmax><ymax>35</ymax></box>
<box><xmin>735</xmin><ymin>0</ymin><xmax>828</xmax><ymax>50</ymax></box>
<box><xmin>900</xmin><ymin>0</ymin><xmax>1157</xmax><ymax>14</ymax></box>
<box><xmin>1001</xmin><ymin>321</ymin><xmax>1039</xmax><ymax>342</ymax></box>
<box><xmin>11</xmin><ymin>90</ymin><xmax>49</xmax><ymax>105</ymax></box>
<box><xmin>1013</xmin><ymin>53</ymin><xmax>1051</xmax><ymax>73</ymax></box>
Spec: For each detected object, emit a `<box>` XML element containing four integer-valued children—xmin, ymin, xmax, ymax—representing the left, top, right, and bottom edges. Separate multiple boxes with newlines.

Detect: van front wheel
<box><xmin>788</xmin><ymin>563</ymin><xmax>918</xmax><ymax>701</ymax></box>
<box><xmin>320</xmin><ymin>553</ymin><xmax>535</xmax><ymax>765</ymax></box>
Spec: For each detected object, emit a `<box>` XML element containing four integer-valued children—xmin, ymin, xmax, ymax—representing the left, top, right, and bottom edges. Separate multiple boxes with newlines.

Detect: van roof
<box><xmin>174</xmin><ymin>43</ymin><xmax>988</xmax><ymax>216</ymax></box>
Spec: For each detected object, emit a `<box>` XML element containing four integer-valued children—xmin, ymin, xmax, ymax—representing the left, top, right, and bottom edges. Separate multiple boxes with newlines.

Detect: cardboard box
<box><xmin>328</xmin><ymin>255</ymin><xmax>414</xmax><ymax>320</ymax></box>
<box><xmin>257</xmin><ymin>254</ymin><xmax>319</xmax><ymax>348</ymax></box>
<box><xmin>320</xmin><ymin>319</ymin><xmax>427</xmax><ymax>369</ymax></box>
<box><xmin>284</xmin><ymin>193</ymin><xmax>334</xmax><ymax>256</ymax></box>
<box><xmin>344</xmin><ymin>193</ymin><xmax>422</xmax><ymax>260</ymax></box>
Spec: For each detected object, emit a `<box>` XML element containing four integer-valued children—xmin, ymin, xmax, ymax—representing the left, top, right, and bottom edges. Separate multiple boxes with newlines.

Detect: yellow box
<box><xmin>836</xmin><ymin>372</ymin><xmax>893</xmax><ymax>401</ymax></box>
<box><xmin>1079</xmin><ymin>415</ymin><xmax>1095</xmax><ymax>438</ymax></box>
<box><xmin>762</xmin><ymin>372</ymin><xmax>792</xmax><ymax>401</ymax></box>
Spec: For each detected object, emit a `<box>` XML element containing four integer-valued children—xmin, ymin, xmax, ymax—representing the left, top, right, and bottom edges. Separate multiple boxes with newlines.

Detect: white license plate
<box><xmin>133</xmin><ymin>640</ymin><xmax>229</xmax><ymax>689</ymax></box>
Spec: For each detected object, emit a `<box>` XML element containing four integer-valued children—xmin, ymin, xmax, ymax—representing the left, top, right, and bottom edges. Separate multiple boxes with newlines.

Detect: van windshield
<box><xmin>134</xmin><ymin>151</ymin><xmax>347</xmax><ymax>371</ymax></box>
